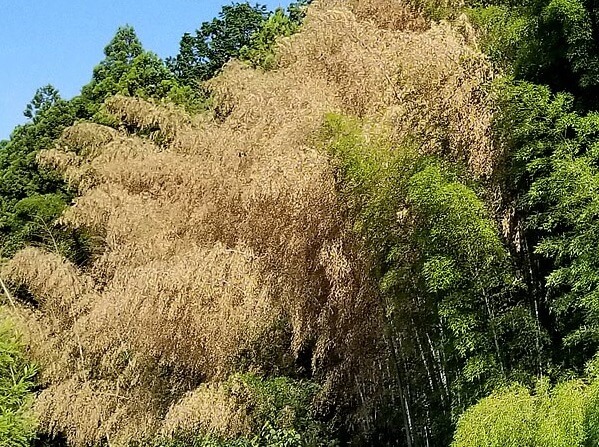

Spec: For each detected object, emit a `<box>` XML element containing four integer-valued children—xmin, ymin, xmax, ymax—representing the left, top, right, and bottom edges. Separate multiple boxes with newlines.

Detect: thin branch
<box><xmin>0</xmin><ymin>275</ymin><xmax>16</xmax><ymax>308</ymax></box>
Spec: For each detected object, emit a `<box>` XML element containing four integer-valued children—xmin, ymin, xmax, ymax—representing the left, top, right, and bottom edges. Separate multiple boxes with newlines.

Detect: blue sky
<box><xmin>0</xmin><ymin>0</ymin><xmax>290</xmax><ymax>140</ymax></box>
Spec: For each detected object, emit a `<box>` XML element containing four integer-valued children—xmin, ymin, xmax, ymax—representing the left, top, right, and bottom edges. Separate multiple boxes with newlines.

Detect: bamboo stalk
<box><xmin>0</xmin><ymin>275</ymin><xmax>16</xmax><ymax>308</ymax></box>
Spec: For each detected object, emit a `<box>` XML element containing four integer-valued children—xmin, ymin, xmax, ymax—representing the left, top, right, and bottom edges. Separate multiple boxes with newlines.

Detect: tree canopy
<box><xmin>5</xmin><ymin>0</ymin><xmax>599</xmax><ymax>446</ymax></box>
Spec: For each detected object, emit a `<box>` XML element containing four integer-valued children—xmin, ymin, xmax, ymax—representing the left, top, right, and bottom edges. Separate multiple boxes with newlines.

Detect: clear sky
<box><xmin>0</xmin><ymin>0</ymin><xmax>290</xmax><ymax>140</ymax></box>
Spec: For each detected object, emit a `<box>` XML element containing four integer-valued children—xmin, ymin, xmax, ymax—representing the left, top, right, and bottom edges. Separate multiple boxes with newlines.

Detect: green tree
<box><xmin>0</xmin><ymin>25</ymin><xmax>202</xmax><ymax>260</ymax></box>
<box><xmin>496</xmin><ymin>80</ymin><xmax>599</xmax><ymax>372</ymax></box>
<box><xmin>469</xmin><ymin>0</ymin><xmax>599</xmax><ymax>109</ymax></box>
<box><xmin>240</xmin><ymin>1</ymin><xmax>310</xmax><ymax>70</ymax></box>
<box><xmin>23</xmin><ymin>85</ymin><xmax>61</xmax><ymax>120</ymax></box>
<box><xmin>82</xmin><ymin>25</ymin><xmax>144</xmax><ymax>104</ymax></box>
<box><xmin>117</xmin><ymin>51</ymin><xmax>177</xmax><ymax>98</ymax></box>
<box><xmin>322</xmin><ymin>114</ymin><xmax>538</xmax><ymax>446</ymax></box>
<box><xmin>81</xmin><ymin>25</ymin><xmax>199</xmax><ymax>116</ymax></box>
<box><xmin>240</xmin><ymin>8</ymin><xmax>300</xmax><ymax>70</ymax></box>
<box><xmin>168</xmin><ymin>3</ymin><xmax>269</xmax><ymax>85</ymax></box>
<box><xmin>0</xmin><ymin>89</ymin><xmax>77</xmax><ymax>259</ymax></box>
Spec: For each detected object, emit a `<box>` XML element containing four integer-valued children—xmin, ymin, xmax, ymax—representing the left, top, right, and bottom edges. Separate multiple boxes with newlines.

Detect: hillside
<box><xmin>3</xmin><ymin>0</ymin><xmax>599</xmax><ymax>446</ymax></box>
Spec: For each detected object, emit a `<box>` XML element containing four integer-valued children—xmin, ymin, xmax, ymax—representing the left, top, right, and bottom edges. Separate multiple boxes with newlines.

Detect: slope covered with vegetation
<box><xmin>2</xmin><ymin>0</ymin><xmax>599</xmax><ymax>445</ymax></box>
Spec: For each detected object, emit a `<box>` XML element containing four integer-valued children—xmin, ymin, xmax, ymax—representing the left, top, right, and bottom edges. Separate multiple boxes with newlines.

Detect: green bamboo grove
<box><xmin>3</xmin><ymin>0</ymin><xmax>599</xmax><ymax>445</ymax></box>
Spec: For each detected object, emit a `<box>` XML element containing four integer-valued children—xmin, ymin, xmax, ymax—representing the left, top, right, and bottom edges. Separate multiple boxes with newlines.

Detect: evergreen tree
<box><xmin>168</xmin><ymin>3</ymin><xmax>269</xmax><ymax>85</ymax></box>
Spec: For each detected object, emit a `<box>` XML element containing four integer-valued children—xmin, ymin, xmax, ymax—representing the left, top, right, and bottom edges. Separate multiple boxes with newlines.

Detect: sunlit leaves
<box><xmin>499</xmin><ymin>80</ymin><xmax>599</xmax><ymax>363</ymax></box>
<box><xmin>323</xmin><ymin>113</ymin><xmax>528</xmax><ymax>441</ymax></box>
<box><xmin>0</xmin><ymin>318</ymin><xmax>37</xmax><ymax>447</ymax></box>
<box><xmin>453</xmin><ymin>378</ymin><xmax>598</xmax><ymax>447</ymax></box>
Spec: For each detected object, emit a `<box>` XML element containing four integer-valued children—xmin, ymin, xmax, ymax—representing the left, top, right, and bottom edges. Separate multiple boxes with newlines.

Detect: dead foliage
<box><xmin>7</xmin><ymin>0</ymin><xmax>500</xmax><ymax>444</ymax></box>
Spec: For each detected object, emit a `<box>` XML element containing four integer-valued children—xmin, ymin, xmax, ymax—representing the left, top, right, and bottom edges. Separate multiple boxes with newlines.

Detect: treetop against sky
<box><xmin>0</xmin><ymin>0</ymin><xmax>290</xmax><ymax>140</ymax></box>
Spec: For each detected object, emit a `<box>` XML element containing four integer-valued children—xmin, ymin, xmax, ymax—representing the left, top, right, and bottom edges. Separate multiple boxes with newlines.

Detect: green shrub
<box><xmin>153</xmin><ymin>374</ymin><xmax>335</xmax><ymax>447</ymax></box>
<box><xmin>452</xmin><ymin>384</ymin><xmax>537</xmax><ymax>447</ymax></box>
<box><xmin>0</xmin><ymin>316</ymin><xmax>37</xmax><ymax>447</ymax></box>
<box><xmin>453</xmin><ymin>377</ymin><xmax>599</xmax><ymax>447</ymax></box>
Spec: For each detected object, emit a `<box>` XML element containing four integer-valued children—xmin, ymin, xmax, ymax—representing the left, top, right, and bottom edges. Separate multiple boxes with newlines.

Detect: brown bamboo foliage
<box><xmin>3</xmin><ymin>0</ymin><xmax>500</xmax><ymax>444</ymax></box>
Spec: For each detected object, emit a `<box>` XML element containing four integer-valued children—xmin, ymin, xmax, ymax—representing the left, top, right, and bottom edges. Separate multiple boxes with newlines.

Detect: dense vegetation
<box><xmin>3</xmin><ymin>0</ymin><xmax>599</xmax><ymax>445</ymax></box>
<box><xmin>0</xmin><ymin>316</ymin><xmax>37</xmax><ymax>446</ymax></box>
